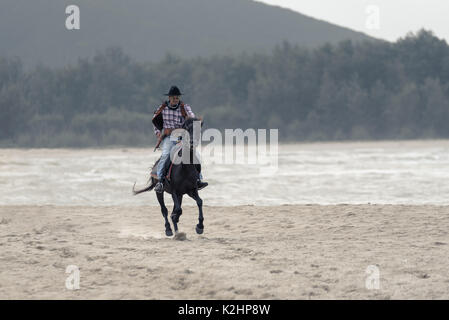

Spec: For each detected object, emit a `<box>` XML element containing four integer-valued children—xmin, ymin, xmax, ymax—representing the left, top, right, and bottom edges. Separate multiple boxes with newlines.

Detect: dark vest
<box><xmin>152</xmin><ymin>101</ymin><xmax>187</xmax><ymax>132</ymax></box>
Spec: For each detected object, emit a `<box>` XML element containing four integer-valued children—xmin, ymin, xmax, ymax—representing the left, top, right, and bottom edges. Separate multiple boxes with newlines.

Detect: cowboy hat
<box><xmin>164</xmin><ymin>86</ymin><xmax>183</xmax><ymax>96</ymax></box>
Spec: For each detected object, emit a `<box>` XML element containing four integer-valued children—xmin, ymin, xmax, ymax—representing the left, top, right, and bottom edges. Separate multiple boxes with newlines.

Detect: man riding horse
<box><xmin>152</xmin><ymin>86</ymin><xmax>208</xmax><ymax>193</ymax></box>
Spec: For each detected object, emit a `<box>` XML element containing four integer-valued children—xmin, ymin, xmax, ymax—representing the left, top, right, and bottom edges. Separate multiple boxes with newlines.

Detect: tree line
<box><xmin>1</xmin><ymin>29</ymin><xmax>449</xmax><ymax>147</ymax></box>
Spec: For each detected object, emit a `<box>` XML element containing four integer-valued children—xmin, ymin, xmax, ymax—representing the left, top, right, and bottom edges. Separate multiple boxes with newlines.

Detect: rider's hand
<box><xmin>156</xmin><ymin>132</ymin><xmax>161</xmax><ymax>138</ymax></box>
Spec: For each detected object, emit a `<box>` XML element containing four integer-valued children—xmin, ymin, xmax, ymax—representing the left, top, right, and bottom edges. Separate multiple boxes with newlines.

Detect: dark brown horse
<box><xmin>133</xmin><ymin>118</ymin><xmax>204</xmax><ymax>236</ymax></box>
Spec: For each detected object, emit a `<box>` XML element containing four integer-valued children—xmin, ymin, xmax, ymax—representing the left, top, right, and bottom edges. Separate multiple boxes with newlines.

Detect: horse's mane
<box><xmin>182</xmin><ymin>117</ymin><xmax>201</xmax><ymax>131</ymax></box>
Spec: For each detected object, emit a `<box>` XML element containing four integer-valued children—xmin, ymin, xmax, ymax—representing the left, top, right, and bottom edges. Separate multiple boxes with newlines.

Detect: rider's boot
<box><xmin>155</xmin><ymin>157</ymin><xmax>171</xmax><ymax>193</ymax></box>
<box><xmin>197</xmin><ymin>178</ymin><xmax>208</xmax><ymax>190</ymax></box>
<box><xmin>195</xmin><ymin>164</ymin><xmax>208</xmax><ymax>190</ymax></box>
<box><xmin>155</xmin><ymin>177</ymin><xmax>165</xmax><ymax>193</ymax></box>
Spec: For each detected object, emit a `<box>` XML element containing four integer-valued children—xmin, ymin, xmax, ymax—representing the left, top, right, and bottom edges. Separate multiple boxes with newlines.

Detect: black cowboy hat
<box><xmin>164</xmin><ymin>86</ymin><xmax>183</xmax><ymax>96</ymax></box>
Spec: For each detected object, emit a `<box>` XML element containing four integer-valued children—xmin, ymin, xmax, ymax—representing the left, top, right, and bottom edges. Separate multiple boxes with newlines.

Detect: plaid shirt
<box><xmin>153</xmin><ymin>103</ymin><xmax>195</xmax><ymax>136</ymax></box>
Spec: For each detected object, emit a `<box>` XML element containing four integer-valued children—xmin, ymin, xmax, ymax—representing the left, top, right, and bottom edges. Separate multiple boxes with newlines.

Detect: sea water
<box><xmin>1</xmin><ymin>140</ymin><xmax>448</xmax><ymax>206</ymax></box>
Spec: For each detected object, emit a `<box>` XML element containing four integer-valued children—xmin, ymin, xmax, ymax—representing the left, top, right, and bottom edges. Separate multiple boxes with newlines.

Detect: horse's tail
<box><xmin>132</xmin><ymin>179</ymin><xmax>156</xmax><ymax>195</ymax></box>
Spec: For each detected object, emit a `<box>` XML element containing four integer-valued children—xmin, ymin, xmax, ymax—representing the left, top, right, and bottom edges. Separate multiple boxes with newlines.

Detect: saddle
<box><xmin>150</xmin><ymin>144</ymin><xmax>201</xmax><ymax>182</ymax></box>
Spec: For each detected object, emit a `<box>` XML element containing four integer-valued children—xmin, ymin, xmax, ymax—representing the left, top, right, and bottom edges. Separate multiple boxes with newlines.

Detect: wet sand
<box><xmin>0</xmin><ymin>204</ymin><xmax>448</xmax><ymax>299</ymax></box>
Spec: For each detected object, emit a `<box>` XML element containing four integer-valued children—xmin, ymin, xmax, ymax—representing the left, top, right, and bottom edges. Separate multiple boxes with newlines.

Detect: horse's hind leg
<box><xmin>156</xmin><ymin>192</ymin><xmax>172</xmax><ymax>237</ymax></box>
<box><xmin>188</xmin><ymin>190</ymin><xmax>204</xmax><ymax>234</ymax></box>
<box><xmin>171</xmin><ymin>193</ymin><xmax>183</xmax><ymax>233</ymax></box>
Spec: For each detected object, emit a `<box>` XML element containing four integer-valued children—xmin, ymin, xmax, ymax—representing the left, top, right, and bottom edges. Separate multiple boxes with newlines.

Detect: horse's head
<box><xmin>182</xmin><ymin>117</ymin><xmax>203</xmax><ymax>148</ymax></box>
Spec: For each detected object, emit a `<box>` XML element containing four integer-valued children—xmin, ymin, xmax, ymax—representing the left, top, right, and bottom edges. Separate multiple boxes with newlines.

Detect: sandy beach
<box><xmin>1</xmin><ymin>204</ymin><xmax>448</xmax><ymax>299</ymax></box>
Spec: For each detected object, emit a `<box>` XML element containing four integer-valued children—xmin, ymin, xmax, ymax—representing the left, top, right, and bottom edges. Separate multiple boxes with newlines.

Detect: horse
<box><xmin>132</xmin><ymin>117</ymin><xmax>204</xmax><ymax>237</ymax></box>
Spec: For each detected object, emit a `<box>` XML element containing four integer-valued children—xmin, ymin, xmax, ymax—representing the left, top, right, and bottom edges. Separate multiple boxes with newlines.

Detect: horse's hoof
<box><xmin>165</xmin><ymin>229</ymin><xmax>173</xmax><ymax>237</ymax></box>
<box><xmin>195</xmin><ymin>225</ymin><xmax>204</xmax><ymax>234</ymax></box>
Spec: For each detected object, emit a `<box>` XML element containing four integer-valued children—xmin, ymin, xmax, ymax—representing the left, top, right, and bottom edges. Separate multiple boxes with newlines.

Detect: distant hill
<box><xmin>0</xmin><ymin>0</ymin><xmax>376</xmax><ymax>68</ymax></box>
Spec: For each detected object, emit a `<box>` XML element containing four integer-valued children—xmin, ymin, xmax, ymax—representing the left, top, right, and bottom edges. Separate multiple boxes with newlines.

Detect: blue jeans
<box><xmin>157</xmin><ymin>136</ymin><xmax>203</xmax><ymax>181</ymax></box>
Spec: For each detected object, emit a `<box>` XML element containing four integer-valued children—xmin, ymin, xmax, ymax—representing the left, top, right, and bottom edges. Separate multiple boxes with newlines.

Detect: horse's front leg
<box><xmin>171</xmin><ymin>193</ymin><xmax>183</xmax><ymax>233</ymax></box>
<box><xmin>188</xmin><ymin>189</ymin><xmax>204</xmax><ymax>234</ymax></box>
<box><xmin>156</xmin><ymin>191</ymin><xmax>172</xmax><ymax>237</ymax></box>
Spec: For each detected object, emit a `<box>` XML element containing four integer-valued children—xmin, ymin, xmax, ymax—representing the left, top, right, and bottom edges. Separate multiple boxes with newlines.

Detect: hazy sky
<box><xmin>256</xmin><ymin>0</ymin><xmax>449</xmax><ymax>42</ymax></box>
